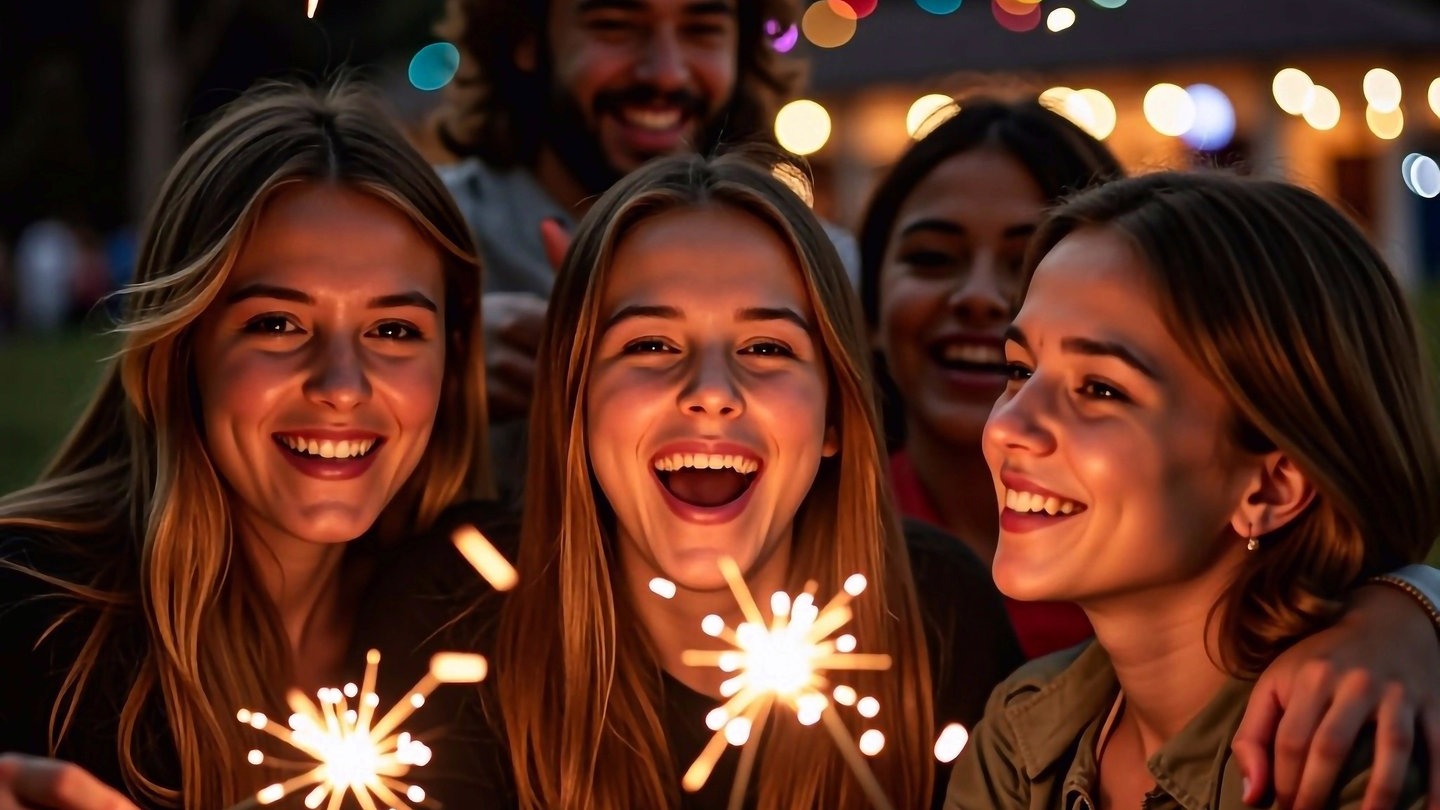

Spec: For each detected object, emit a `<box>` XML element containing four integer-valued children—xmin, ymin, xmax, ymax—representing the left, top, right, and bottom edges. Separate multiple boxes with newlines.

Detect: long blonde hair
<box><xmin>1026</xmin><ymin>171</ymin><xmax>1440</xmax><ymax>674</ymax></box>
<box><xmin>496</xmin><ymin>152</ymin><xmax>934</xmax><ymax>809</ymax></box>
<box><xmin>0</xmin><ymin>82</ymin><xmax>491</xmax><ymax>807</ymax></box>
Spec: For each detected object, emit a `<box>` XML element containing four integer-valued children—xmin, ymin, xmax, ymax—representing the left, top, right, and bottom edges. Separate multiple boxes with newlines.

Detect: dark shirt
<box><xmin>357</xmin><ymin>501</ymin><xmax>1024</xmax><ymax>809</ymax></box>
<box><xmin>0</xmin><ymin>530</ymin><xmax>179</xmax><ymax>807</ymax></box>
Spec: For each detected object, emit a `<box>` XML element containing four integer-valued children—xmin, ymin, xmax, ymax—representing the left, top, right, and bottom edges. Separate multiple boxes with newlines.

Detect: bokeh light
<box><xmin>1039</xmin><ymin>86</ymin><xmax>1076</xmax><ymax>111</ymax></box>
<box><xmin>907</xmin><ymin>94</ymin><xmax>958</xmax><ymax>139</ymax></box>
<box><xmin>408</xmin><ymin>42</ymin><xmax>461</xmax><ymax>92</ymax></box>
<box><xmin>802</xmin><ymin>0</ymin><xmax>858</xmax><ymax>48</ymax></box>
<box><xmin>1180</xmin><ymin>84</ymin><xmax>1236</xmax><ymax>151</ymax></box>
<box><xmin>1089</xmin><ymin>0</ymin><xmax>1126</xmax><ymax>7</ymax></box>
<box><xmin>1429</xmin><ymin>78</ymin><xmax>1440</xmax><ymax>120</ymax></box>
<box><xmin>1047</xmin><ymin>7</ymin><xmax>1076</xmax><ymax>31</ymax></box>
<box><xmin>1302</xmin><ymin>85</ymin><xmax>1341</xmax><ymax>131</ymax></box>
<box><xmin>1366</xmin><ymin>105</ymin><xmax>1404</xmax><ymax>140</ymax></box>
<box><xmin>916</xmin><ymin>0</ymin><xmax>964</xmax><ymax>14</ymax></box>
<box><xmin>934</xmin><ymin>723</ymin><xmax>970</xmax><ymax>763</ymax></box>
<box><xmin>1056</xmin><ymin>88</ymin><xmax>1115</xmax><ymax>140</ymax></box>
<box><xmin>775</xmin><ymin>99</ymin><xmax>833</xmax><ymax>155</ymax></box>
<box><xmin>765</xmin><ymin>19</ymin><xmax>800</xmax><ymax>53</ymax></box>
<box><xmin>830</xmin><ymin>0</ymin><xmax>879</xmax><ymax>17</ymax></box>
<box><xmin>1362</xmin><ymin>68</ymin><xmax>1402</xmax><ymax>113</ymax></box>
<box><xmin>1403</xmin><ymin>154</ymin><xmax>1440</xmax><ymax>199</ymax></box>
<box><xmin>1272</xmin><ymin>68</ymin><xmax>1316</xmax><ymax>115</ymax></box>
<box><xmin>992</xmin><ymin>0</ymin><xmax>1042</xmax><ymax>31</ymax></box>
<box><xmin>1143</xmin><ymin>83</ymin><xmax>1196</xmax><ymax>137</ymax></box>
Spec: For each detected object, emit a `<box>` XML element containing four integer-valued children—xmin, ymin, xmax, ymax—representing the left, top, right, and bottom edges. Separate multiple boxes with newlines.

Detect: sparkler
<box><xmin>678</xmin><ymin>557</ymin><xmax>895</xmax><ymax>810</ymax></box>
<box><xmin>230</xmin><ymin>650</ymin><xmax>488</xmax><ymax>810</ymax></box>
<box><xmin>452</xmin><ymin>525</ymin><xmax>518</xmax><ymax>591</ymax></box>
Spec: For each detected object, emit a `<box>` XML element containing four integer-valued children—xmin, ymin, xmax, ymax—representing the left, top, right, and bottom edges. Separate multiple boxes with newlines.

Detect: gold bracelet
<box><xmin>1369</xmin><ymin>574</ymin><xmax>1440</xmax><ymax>633</ymax></box>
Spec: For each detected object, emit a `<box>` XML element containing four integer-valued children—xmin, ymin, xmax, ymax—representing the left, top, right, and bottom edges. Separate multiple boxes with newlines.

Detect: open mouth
<box><xmin>618</xmin><ymin>105</ymin><xmax>687</xmax><ymax>132</ymax></box>
<box><xmin>654</xmin><ymin>452</ymin><xmax>760</xmax><ymax>508</ymax></box>
<box><xmin>1004</xmin><ymin>488</ymin><xmax>1086</xmax><ymax>517</ymax></box>
<box><xmin>929</xmin><ymin>339</ymin><xmax>1008</xmax><ymax>376</ymax></box>
<box><xmin>273</xmin><ymin>434</ymin><xmax>383</xmax><ymax>461</ymax></box>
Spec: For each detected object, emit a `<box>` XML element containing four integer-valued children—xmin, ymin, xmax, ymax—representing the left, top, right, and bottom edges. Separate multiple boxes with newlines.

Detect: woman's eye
<box><xmin>1003</xmin><ymin>362</ymin><xmax>1032</xmax><ymax>382</ymax></box>
<box><xmin>899</xmin><ymin>250</ymin><xmax>954</xmax><ymax>269</ymax></box>
<box><xmin>371</xmin><ymin>322</ymin><xmax>423</xmax><ymax>341</ymax></box>
<box><xmin>623</xmin><ymin>338</ymin><xmax>674</xmax><ymax>354</ymax></box>
<box><xmin>740</xmin><ymin>341</ymin><xmax>795</xmax><ymax>358</ymax></box>
<box><xmin>1078</xmin><ymin>379</ymin><xmax>1130</xmax><ymax>402</ymax></box>
<box><xmin>243</xmin><ymin>315</ymin><xmax>300</xmax><ymax>335</ymax></box>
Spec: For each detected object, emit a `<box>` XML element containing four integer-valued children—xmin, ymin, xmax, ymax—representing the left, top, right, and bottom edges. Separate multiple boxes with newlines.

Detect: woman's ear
<box><xmin>1229</xmin><ymin>451</ymin><xmax>1316</xmax><ymax>540</ymax></box>
<box><xmin>822</xmin><ymin>425</ymin><xmax>839</xmax><ymax>458</ymax></box>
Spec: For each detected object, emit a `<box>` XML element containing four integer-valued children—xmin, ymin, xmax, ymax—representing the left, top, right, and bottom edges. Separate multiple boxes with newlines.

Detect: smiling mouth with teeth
<box><xmin>931</xmin><ymin>342</ymin><xmax>1008</xmax><ymax>374</ymax></box>
<box><xmin>275</xmin><ymin>435</ymin><xmax>380</xmax><ymax>460</ymax></box>
<box><xmin>654</xmin><ymin>452</ymin><xmax>760</xmax><ymax>508</ymax></box>
<box><xmin>1005</xmin><ymin>489</ymin><xmax>1084</xmax><ymax>516</ymax></box>
<box><xmin>621</xmin><ymin>106</ymin><xmax>685</xmax><ymax>131</ymax></box>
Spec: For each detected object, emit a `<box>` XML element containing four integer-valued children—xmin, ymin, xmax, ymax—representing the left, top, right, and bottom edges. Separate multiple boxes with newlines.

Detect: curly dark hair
<box><xmin>434</xmin><ymin>0</ymin><xmax>805</xmax><ymax>166</ymax></box>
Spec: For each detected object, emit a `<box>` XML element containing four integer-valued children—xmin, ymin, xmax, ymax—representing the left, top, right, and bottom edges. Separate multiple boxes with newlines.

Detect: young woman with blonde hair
<box><xmin>0</xmin><ymin>81</ymin><xmax>491</xmax><ymax>809</ymax></box>
<box><xmin>948</xmin><ymin>171</ymin><xmax>1440</xmax><ymax>809</ymax></box>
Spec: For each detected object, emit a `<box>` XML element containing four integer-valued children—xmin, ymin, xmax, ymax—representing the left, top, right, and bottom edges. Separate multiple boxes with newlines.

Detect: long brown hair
<box><xmin>495</xmin><ymin>151</ymin><xmax>934</xmax><ymax>809</ymax></box>
<box><xmin>434</xmin><ymin>0</ymin><xmax>805</xmax><ymax>166</ymax></box>
<box><xmin>1025</xmin><ymin>170</ymin><xmax>1440</xmax><ymax>674</ymax></box>
<box><xmin>0</xmin><ymin>82</ymin><xmax>491</xmax><ymax>807</ymax></box>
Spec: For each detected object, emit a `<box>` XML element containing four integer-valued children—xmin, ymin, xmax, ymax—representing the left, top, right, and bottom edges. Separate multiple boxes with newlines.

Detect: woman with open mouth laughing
<box><xmin>0</xmin><ymin>82</ymin><xmax>491</xmax><ymax>809</ymax></box>
<box><xmin>946</xmin><ymin>172</ymin><xmax>1440</xmax><ymax>810</ymax></box>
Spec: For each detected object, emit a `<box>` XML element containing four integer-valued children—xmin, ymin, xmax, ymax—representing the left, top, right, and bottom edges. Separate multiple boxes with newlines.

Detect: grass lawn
<box><xmin>4</xmin><ymin>288</ymin><xmax>1440</xmax><ymax>563</ymax></box>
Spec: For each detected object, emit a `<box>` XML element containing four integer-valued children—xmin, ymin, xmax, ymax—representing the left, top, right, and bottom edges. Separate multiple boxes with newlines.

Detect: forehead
<box><xmin>227</xmin><ymin>183</ymin><xmax>444</xmax><ymax>292</ymax></box>
<box><xmin>895</xmin><ymin>147</ymin><xmax>1049</xmax><ymax>229</ymax></box>
<box><xmin>1016</xmin><ymin>227</ymin><xmax>1168</xmax><ymax>346</ymax></box>
<box><xmin>601</xmin><ymin>205</ymin><xmax>811</xmax><ymax>313</ymax></box>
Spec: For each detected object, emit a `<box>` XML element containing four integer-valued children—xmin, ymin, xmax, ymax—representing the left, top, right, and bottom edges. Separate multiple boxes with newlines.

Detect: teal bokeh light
<box><xmin>409</xmin><ymin>42</ymin><xmax>461</xmax><ymax>92</ymax></box>
<box><xmin>917</xmin><ymin>0</ymin><xmax>963</xmax><ymax>14</ymax></box>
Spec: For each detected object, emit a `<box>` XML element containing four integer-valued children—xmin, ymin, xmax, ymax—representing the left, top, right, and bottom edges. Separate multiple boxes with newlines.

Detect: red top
<box><xmin>889</xmin><ymin>450</ymin><xmax>1094</xmax><ymax>660</ymax></box>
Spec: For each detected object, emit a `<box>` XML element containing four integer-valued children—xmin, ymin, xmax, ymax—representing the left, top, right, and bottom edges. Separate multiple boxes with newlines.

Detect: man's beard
<box><xmin>543</xmin><ymin>83</ymin><xmax>719</xmax><ymax>198</ymax></box>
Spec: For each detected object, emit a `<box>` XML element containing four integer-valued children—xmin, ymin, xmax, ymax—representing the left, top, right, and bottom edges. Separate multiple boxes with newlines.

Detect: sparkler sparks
<box><xmin>678</xmin><ymin>557</ymin><xmax>895</xmax><ymax>810</ymax></box>
<box><xmin>453</xmin><ymin>525</ymin><xmax>519</xmax><ymax>591</ymax></box>
<box><xmin>231</xmin><ymin>650</ymin><xmax>487</xmax><ymax>810</ymax></box>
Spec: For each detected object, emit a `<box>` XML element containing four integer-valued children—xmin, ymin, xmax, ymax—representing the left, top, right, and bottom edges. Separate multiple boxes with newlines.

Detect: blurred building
<box><xmin>787</xmin><ymin>0</ymin><xmax>1440</xmax><ymax>284</ymax></box>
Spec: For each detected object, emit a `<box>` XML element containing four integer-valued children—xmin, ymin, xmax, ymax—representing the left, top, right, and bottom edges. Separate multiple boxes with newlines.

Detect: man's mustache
<box><xmin>594</xmin><ymin>85</ymin><xmax>708</xmax><ymax>120</ymax></box>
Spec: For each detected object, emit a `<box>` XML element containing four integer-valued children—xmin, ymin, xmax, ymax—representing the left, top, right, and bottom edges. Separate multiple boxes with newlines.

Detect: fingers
<box><xmin>540</xmin><ymin>218</ymin><xmax>572</xmax><ymax>273</ymax></box>
<box><xmin>1424</xmin><ymin>702</ymin><xmax>1440</xmax><ymax>810</ymax></box>
<box><xmin>0</xmin><ymin>754</ymin><xmax>138</xmax><ymax>810</ymax></box>
<box><xmin>1233</xmin><ymin>681</ymin><xmax>1281</xmax><ymax>805</ymax></box>
<box><xmin>1270</xmin><ymin>662</ymin><xmax>1339</xmax><ymax>809</ymax></box>
<box><xmin>1355</xmin><ymin>683</ymin><xmax>1417</xmax><ymax>810</ymax></box>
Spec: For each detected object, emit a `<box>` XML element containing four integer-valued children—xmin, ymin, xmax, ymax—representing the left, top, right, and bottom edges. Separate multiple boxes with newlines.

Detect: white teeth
<box><xmin>940</xmin><ymin>343</ymin><xmax>1004</xmax><ymax>365</ymax></box>
<box><xmin>654</xmin><ymin>452</ymin><xmax>759</xmax><ymax>474</ymax></box>
<box><xmin>1004</xmin><ymin>489</ymin><xmax>1079</xmax><ymax>516</ymax></box>
<box><xmin>623</xmin><ymin>107</ymin><xmax>682</xmax><ymax>131</ymax></box>
<box><xmin>280</xmin><ymin>436</ymin><xmax>377</xmax><ymax>459</ymax></box>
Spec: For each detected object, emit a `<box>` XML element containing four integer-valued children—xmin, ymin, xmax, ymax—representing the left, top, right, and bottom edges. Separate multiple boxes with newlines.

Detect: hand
<box><xmin>0</xmin><ymin>754</ymin><xmax>138</xmax><ymax>810</ymax></box>
<box><xmin>482</xmin><ymin>292</ymin><xmax>548</xmax><ymax>423</ymax></box>
<box><xmin>1231</xmin><ymin>585</ymin><xmax>1440</xmax><ymax>810</ymax></box>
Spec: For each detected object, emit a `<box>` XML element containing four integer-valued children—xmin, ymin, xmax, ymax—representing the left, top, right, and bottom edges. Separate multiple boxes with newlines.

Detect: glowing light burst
<box><xmin>678</xmin><ymin>557</ymin><xmax>895</xmax><ymax>810</ymax></box>
<box><xmin>453</xmin><ymin>525</ymin><xmax>518</xmax><ymax>591</ymax></box>
<box><xmin>231</xmin><ymin>650</ymin><xmax>488</xmax><ymax>810</ymax></box>
<box><xmin>306</xmin><ymin>0</ymin><xmax>318</xmax><ymax>18</ymax></box>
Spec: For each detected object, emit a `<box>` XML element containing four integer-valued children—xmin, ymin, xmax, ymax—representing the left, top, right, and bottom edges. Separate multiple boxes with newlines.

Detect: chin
<box><xmin>990</xmin><ymin>555</ymin><xmax>1068</xmax><ymax>603</ymax></box>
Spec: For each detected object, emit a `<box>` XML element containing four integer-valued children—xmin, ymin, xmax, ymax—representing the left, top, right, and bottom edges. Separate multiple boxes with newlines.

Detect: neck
<box><xmin>534</xmin><ymin>146</ymin><xmax>597</xmax><ymax>218</ymax></box>
<box><xmin>903</xmin><ymin>419</ymin><xmax>1000</xmax><ymax>561</ymax></box>
<box><xmin>238</xmin><ymin>517</ymin><xmax>361</xmax><ymax>692</ymax></box>
<box><xmin>1085</xmin><ymin>556</ymin><xmax>1243</xmax><ymax>756</ymax></box>
<box><xmin>621</xmin><ymin>542</ymin><xmax>793</xmax><ymax>698</ymax></box>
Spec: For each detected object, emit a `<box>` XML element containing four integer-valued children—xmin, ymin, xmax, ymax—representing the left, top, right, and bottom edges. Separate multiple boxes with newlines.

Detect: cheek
<box><xmin>695</xmin><ymin>49</ymin><xmax>737</xmax><ymax>101</ymax></box>
<box><xmin>197</xmin><ymin>351</ymin><xmax>293</xmax><ymax>436</ymax></box>
<box><xmin>378</xmin><ymin>351</ymin><xmax>448</xmax><ymax>429</ymax></box>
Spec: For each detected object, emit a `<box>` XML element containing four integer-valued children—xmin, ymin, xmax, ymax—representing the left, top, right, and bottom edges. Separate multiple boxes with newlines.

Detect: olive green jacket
<box><xmin>944</xmin><ymin>641</ymin><xmax>1425</xmax><ymax>810</ymax></box>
